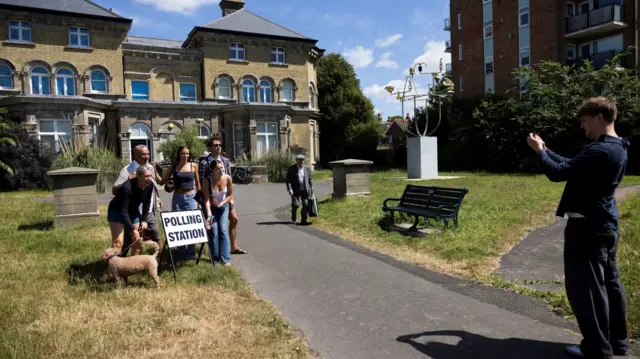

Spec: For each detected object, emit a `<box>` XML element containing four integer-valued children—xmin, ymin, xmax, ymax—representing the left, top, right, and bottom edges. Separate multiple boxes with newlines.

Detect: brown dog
<box><xmin>100</xmin><ymin>240</ymin><xmax>161</xmax><ymax>288</ymax></box>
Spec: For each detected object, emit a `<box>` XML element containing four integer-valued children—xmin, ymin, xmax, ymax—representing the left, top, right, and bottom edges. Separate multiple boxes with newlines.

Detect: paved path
<box><xmin>497</xmin><ymin>185</ymin><xmax>640</xmax><ymax>292</ymax></box>
<box><xmin>100</xmin><ymin>181</ymin><xmax>637</xmax><ymax>359</ymax></box>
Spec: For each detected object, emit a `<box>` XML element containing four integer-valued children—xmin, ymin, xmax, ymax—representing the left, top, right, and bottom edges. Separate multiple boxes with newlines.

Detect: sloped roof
<box><xmin>0</xmin><ymin>0</ymin><xmax>129</xmax><ymax>21</ymax></box>
<box><xmin>200</xmin><ymin>8</ymin><xmax>316</xmax><ymax>42</ymax></box>
<box><xmin>124</xmin><ymin>36</ymin><xmax>184</xmax><ymax>49</ymax></box>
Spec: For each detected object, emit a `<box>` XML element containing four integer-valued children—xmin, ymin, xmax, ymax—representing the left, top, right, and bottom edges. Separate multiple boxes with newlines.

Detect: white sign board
<box><xmin>160</xmin><ymin>210</ymin><xmax>209</xmax><ymax>248</ymax></box>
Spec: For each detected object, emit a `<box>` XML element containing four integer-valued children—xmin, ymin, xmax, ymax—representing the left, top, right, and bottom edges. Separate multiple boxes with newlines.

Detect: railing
<box><xmin>444</xmin><ymin>18</ymin><xmax>451</xmax><ymax>30</ymax></box>
<box><xmin>567</xmin><ymin>5</ymin><xmax>624</xmax><ymax>33</ymax></box>
<box><xmin>572</xmin><ymin>50</ymin><xmax>623</xmax><ymax>69</ymax></box>
<box><xmin>445</xmin><ymin>63</ymin><xmax>452</xmax><ymax>72</ymax></box>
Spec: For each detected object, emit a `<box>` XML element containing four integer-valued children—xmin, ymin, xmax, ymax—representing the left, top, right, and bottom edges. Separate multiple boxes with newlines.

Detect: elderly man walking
<box><xmin>285</xmin><ymin>154</ymin><xmax>314</xmax><ymax>225</ymax></box>
<box><xmin>112</xmin><ymin>145</ymin><xmax>164</xmax><ymax>256</ymax></box>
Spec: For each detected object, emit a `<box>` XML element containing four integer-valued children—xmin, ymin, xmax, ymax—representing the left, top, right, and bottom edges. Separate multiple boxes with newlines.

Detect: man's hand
<box><xmin>140</xmin><ymin>222</ymin><xmax>148</xmax><ymax>231</ymax></box>
<box><xmin>158</xmin><ymin>199</ymin><xmax>163</xmax><ymax>209</ymax></box>
<box><xmin>288</xmin><ymin>189</ymin><xmax>294</xmax><ymax>197</ymax></box>
<box><xmin>131</xmin><ymin>229</ymin><xmax>141</xmax><ymax>243</ymax></box>
<box><xmin>527</xmin><ymin>133</ymin><xmax>545</xmax><ymax>152</ymax></box>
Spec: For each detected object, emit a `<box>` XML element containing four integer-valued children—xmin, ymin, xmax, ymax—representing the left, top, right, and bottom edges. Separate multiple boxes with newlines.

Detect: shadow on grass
<box><xmin>376</xmin><ymin>215</ymin><xmax>442</xmax><ymax>238</ymax></box>
<box><xmin>17</xmin><ymin>220</ymin><xmax>54</xmax><ymax>231</ymax></box>
<box><xmin>396</xmin><ymin>330</ymin><xmax>571</xmax><ymax>359</ymax></box>
<box><xmin>66</xmin><ymin>259</ymin><xmax>113</xmax><ymax>292</ymax></box>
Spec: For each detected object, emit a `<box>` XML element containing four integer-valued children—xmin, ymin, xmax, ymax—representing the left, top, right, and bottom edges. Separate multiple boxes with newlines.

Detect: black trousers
<box><xmin>291</xmin><ymin>189</ymin><xmax>309</xmax><ymax>222</ymax></box>
<box><xmin>564</xmin><ymin>218</ymin><xmax>628</xmax><ymax>359</ymax></box>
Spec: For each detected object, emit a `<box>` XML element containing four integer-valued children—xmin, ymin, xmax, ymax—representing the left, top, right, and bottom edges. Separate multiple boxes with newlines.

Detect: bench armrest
<box><xmin>383</xmin><ymin>198</ymin><xmax>402</xmax><ymax>208</ymax></box>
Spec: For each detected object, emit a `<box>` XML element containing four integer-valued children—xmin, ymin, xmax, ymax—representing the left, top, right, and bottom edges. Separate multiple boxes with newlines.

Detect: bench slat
<box><xmin>402</xmin><ymin>193</ymin><xmax>462</xmax><ymax>205</ymax></box>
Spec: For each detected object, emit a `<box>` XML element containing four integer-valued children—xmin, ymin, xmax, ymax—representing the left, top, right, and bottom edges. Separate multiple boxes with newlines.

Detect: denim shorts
<box><xmin>107</xmin><ymin>209</ymin><xmax>141</xmax><ymax>225</ymax></box>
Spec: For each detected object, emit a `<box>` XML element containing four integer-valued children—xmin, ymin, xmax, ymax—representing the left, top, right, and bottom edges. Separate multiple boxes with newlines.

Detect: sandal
<box><xmin>231</xmin><ymin>248</ymin><xmax>247</xmax><ymax>254</ymax></box>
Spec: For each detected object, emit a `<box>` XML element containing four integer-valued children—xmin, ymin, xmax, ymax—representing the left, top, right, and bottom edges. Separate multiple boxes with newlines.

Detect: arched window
<box><xmin>56</xmin><ymin>68</ymin><xmax>75</xmax><ymax>96</ymax></box>
<box><xmin>130</xmin><ymin>123</ymin><xmax>152</xmax><ymax>162</ymax></box>
<box><xmin>309</xmin><ymin>83</ymin><xmax>316</xmax><ymax>109</ymax></box>
<box><xmin>90</xmin><ymin>70</ymin><xmax>107</xmax><ymax>93</ymax></box>
<box><xmin>281</xmin><ymin>80</ymin><xmax>294</xmax><ymax>101</ymax></box>
<box><xmin>242</xmin><ymin>79</ymin><xmax>255</xmax><ymax>103</ymax></box>
<box><xmin>259</xmin><ymin>80</ymin><xmax>272</xmax><ymax>103</ymax></box>
<box><xmin>218</xmin><ymin>78</ymin><xmax>231</xmax><ymax>99</ymax></box>
<box><xmin>31</xmin><ymin>66</ymin><xmax>50</xmax><ymax>95</ymax></box>
<box><xmin>197</xmin><ymin>124</ymin><xmax>210</xmax><ymax>139</ymax></box>
<box><xmin>0</xmin><ymin>65</ymin><xmax>12</xmax><ymax>89</ymax></box>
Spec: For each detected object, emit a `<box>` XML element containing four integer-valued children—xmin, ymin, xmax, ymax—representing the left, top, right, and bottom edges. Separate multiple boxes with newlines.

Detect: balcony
<box><xmin>569</xmin><ymin>50</ymin><xmax>625</xmax><ymax>70</ymax></box>
<box><xmin>445</xmin><ymin>40</ymin><xmax>451</xmax><ymax>53</ymax></box>
<box><xmin>566</xmin><ymin>4</ymin><xmax>627</xmax><ymax>40</ymax></box>
<box><xmin>445</xmin><ymin>62</ymin><xmax>452</xmax><ymax>73</ymax></box>
<box><xmin>444</xmin><ymin>17</ymin><xmax>451</xmax><ymax>31</ymax></box>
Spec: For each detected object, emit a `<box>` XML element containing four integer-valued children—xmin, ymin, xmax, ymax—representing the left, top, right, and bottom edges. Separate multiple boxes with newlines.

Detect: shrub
<box><xmin>157</xmin><ymin>124</ymin><xmax>207</xmax><ymax>164</ymax></box>
<box><xmin>51</xmin><ymin>145</ymin><xmax>126</xmax><ymax>193</ymax></box>
<box><xmin>0</xmin><ymin>127</ymin><xmax>56</xmax><ymax>191</ymax></box>
<box><xmin>234</xmin><ymin>149</ymin><xmax>295</xmax><ymax>183</ymax></box>
<box><xmin>344</xmin><ymin>121</ymin><xmax>384</xmax><ymax>161</ymax></box>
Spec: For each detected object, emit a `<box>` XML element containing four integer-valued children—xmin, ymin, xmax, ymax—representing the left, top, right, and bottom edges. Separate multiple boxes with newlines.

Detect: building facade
<box><xmin>0</xmin><ymin>0</ymin><xmax>323</xmax><ymax>165</ymax></box>
<box><xmin>445</xmin><ymin>0</ymin><xmax>637</xmax><ymax>97</ymax></box>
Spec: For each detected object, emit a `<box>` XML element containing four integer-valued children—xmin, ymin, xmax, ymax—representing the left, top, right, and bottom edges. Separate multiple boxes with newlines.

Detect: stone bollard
<box><xmin>47</xmin><ymin>167</ymin><xmax>100</xmax><ymax>227</ymax></box>
<box><xmin>329</xmin><ymin>159</ymin><xmax>374</xmax><ymax>198</ymax></box>
<box><xmin>249</xmin><ymin>165</ymin><xmax>268</xmax><ymax>184</ymax></box>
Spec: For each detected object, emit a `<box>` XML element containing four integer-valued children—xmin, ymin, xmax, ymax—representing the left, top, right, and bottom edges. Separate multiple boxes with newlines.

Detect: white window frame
<box><xmin>580</xmin><ymin>42</ymin><xmax>595</xmax><ymax>58</ymax></box>
<box><xmin>270</xmin><ymin>47</ymin><xmax>286</xmax><ymax>64</ymax></box>
<box><xmin>259</xmin><ymin>81</ymin><xmax>272</xmax><ymax>103</ymax></box>
<box><xmin>0</xmin><ymin>65</ymin><xmax>13</xmax><ymax>89</ymax></box>
<box><xmin>281</xmin><ymin>80</ymin><xmax>294</xmax><ymax>101</ymax></box>
<box><xmin>218</xmin><ymin>78</ymin><xmax>231</xmax><ymax>99</ymax></box>
<box><xmin>519</xmin><ymin>7</ymin><xmax>530</xmax><ymax>27</ymax></box>
<box><xmin>483</xmin><ymin>0</ymin><xmax>491</xmax><ymax>3</ymax></box>
<box><xmin>88</xmin><ymin>116</ymin><xmax>100</xmax><ymax>148</ymax></box>
<box><xmin>242</xmin><ymin>79</ymin><xmax>255</xmax><ymax>103</ymax></box>
<box><xmin>232</xmin><ymin>122</ymin><xmax>245</xmax><ymax>158</ymax></box>
<box><xmin>457</xmin><ymin>13</ymin><xmax>462</xmax><ymax>30</ymax></box>
<box><xmin>196</xmin><ymin>123</ymin><xmax>210</xmax><ymax>139</ymax></box>
<box><xmin>129</xmin><ymin>123</ymin><xmax>152</xmax><ymax>161</ymax></box>
<box><xmin>179</xmin><ymin>83</ymin><xmax>197</xmax><ymax>102</ymax></box>
<box><xmin>30</xmin><ymin>67</ymin><xmax>50</xmax><ymax>95</ymax></box>
<box><xmin>459</xmin><ymin>76</ymin><xmax>463</xmax><ymax>91</ymax></box>
<box><xmin>69</xmin><ymin>27</ymin><xmax>90</xmax><ymax>47</ymax></box>
<box><xmin>9</xmin><ymin>20</ymin><xmax>31</xmax><ymax>42</ymax></box>
<box><xmin>567</xmin><ymin>2</ymin><xmax>576</xmax><ymax>17</ymax></box>
<box><xmin>38</xmin><ymin>119</ymin><xmax>72</xmax><ymax>152</ymax></box>
<box><xmin>483</xmin><ymin>21</ymin><xmax>493</xmax><ymax>39</ymax></box>
<box><xmin>255</xmin><ymin>122</ymin><xmax>279</xmax><ymax>157</ymax></box>
<box><xmin>567</xmin><ymin>44</ymin><xmax>576</xmax><ymax>59</ymax></box>
<box><xmin>578</xmin><ymin>1</ymin><xmax>590</xmax><ymax>14</ymax></box>
<box><xmin>458</xmin><ymin>44</ymin><xmax>462</xmax><ymax>61</ymax></box>
<box><xmin>485</xmin><ymin>57</ymin><xmax>494</xmax><ymax>75</ymax></box>
<box><xmin>55</xmin><ymin>68</ymin><xmax>75</xmax><ymax>96</ymax></box>
<box><xmin>520</xmin><ymin>47</ymin><xmax>531</xmax><ymax>66</ymax></box>
<box><xmin>229</xmin><ymin>43</ymin><xmax>245</xmax><ymax>61</ymax></box>
<box><xmin>90</xmin><ymin>70</ymin><xmax>107</xmax><ymax>93</ymax></box>
<box><xmin>131</xmin><ymin>80</ymin><xmax>150</xmax><ymax>100</ymax></box>
<box><xmin>309</xmin><ymin>85</ymin><xmax>316</xmax><ymax>109</ymax></box>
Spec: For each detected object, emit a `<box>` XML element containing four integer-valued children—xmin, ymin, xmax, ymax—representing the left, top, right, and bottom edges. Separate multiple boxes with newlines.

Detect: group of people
<box><xmin>107</xmin><ymin>136</ymin><xmax>248</xmax><ymax>267</ymax></box>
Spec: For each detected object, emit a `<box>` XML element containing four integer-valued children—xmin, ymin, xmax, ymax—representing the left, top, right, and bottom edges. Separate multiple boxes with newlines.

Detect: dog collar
<box><xmin>107</xmin><ymin>253</ymin><xmax>119</xmax><ymax>261</ymax></box>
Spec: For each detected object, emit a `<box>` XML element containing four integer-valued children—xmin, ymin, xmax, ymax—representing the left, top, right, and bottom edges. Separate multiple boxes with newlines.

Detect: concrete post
<box><xmin>47</xmin><ymin>167</ymin><xmax>100</xmax><ymax>227</ymax></box>
<box><xmin>329</xmin><ymin>159</ymin><xmax>373</xmax><ymax>198</ymax></box>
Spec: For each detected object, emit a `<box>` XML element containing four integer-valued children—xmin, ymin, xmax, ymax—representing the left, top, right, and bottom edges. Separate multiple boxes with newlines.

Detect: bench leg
<box><xmin>454</xmin><ymin>216</ymin><xmax>459</xmax><ymax>227</ymax></box>
<box><xmin>408</xmin><ymin>215</ymin><xmax>420</xmax><ymax>232</ymax></box>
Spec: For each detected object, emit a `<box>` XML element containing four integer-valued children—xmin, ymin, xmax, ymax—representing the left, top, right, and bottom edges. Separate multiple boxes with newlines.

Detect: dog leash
<box><xmin>110</xmin><ymin>232</ymin><xmax>143</xmax><ymax>260</ymax></box>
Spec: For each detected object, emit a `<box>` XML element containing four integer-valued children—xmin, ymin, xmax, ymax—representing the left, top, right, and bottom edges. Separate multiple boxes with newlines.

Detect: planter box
<box><xmin>329</xmin><ymin>159</ymin><xmax>373</xmax><ymax>198</ymax></box>
<box><xmin>47</xmin><ymin>167</ymin><xmax>100</xmax><ymax>227</ymax></box>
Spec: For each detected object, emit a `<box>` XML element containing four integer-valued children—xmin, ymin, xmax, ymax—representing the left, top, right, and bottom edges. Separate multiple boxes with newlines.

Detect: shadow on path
<box><xmin>397</xmin><ymin>330</ymin><xmax>570</xmax><ymax>359</ymax></box>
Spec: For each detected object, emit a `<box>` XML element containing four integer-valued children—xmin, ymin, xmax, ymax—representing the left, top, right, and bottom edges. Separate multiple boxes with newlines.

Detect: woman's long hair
<box><xmin>174</xmin><ymin>146</ymin><xmax>188</xmax><ymax>165</ymax></box>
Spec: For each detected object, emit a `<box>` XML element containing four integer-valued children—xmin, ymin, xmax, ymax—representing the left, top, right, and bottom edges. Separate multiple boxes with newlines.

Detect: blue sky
<box><xmin>103</xmin><ymin>0</ymin><xmax>451</xmax><ymax>119</ymax></box>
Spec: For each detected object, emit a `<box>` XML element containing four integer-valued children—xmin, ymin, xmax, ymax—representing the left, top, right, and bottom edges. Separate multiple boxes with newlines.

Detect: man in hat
<box><xmin>285</xmin><ymin>153</ymin><xmax>314</xmax><ymax>225</ymax></box>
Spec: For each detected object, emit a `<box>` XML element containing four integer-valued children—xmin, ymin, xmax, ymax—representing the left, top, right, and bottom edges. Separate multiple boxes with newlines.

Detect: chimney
<box><xmin>220</xmin><ymin>0</ymin><xmax>244</xmax><ymax>17</ymax></box>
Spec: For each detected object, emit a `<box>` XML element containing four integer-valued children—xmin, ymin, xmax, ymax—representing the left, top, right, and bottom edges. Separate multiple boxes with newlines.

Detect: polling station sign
<box><xmin>160</xmin><ymin>210</ymin><xmax>208</xmax><ymax>248</ymax></box>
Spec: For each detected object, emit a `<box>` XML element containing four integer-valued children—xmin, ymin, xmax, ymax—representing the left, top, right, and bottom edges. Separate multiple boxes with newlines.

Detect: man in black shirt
<box><xmin>527</xmin><ymin>97</ymin><xmax>630</xmax><ymax>359</ymax></box>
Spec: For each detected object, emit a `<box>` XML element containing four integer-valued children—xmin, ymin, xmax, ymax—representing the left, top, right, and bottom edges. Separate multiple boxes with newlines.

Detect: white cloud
<box><xmin>375</xmin><ymin>34</ymin><xmax>403</xmax><ymax>48</ymax></box>
<box><xmin>343</xmin><ymin>46</ymin><xmax>374</xmax><ymax>68</ymax></box>
<box><xmin>411</xmin><ymin>40</ymin><xmax>451</xmax><ymax>74</ymax></box>
<box><xmin>376</xmin><ymin>52</ymin><xmax>399</xmax><ymax>69</ymax></box>
<box><xmin>134</xmin><ymin>0</ymin><xmax>219</xmax><ymax>15</ymax></box>
<box><xmin>131</xmin><ymin>16</ymin><xmax>154</xmax><ymax>29</ymax></box>
<box><xmin>363</xmin><ymin>79</ymin><xmax>408</xmax><ymax>104</ymax></box>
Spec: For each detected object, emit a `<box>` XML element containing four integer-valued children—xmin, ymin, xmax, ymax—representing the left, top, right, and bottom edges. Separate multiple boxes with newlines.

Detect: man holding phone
<box><xmin>527</xmin><ymin>97</ymin><xmax>630</xmax><ymax>359</ymax></box>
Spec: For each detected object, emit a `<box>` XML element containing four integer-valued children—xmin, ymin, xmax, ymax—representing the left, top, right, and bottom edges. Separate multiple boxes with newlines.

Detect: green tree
<box><xmin>157</xmin><ymin>124</ymin><xmax>207</xmax><ymax>164</ymax></box>
<box><xmin>0</xmin><ymin>109</ymin><xmax>18</xmax><ymax>175</ymax></box>
<box><xmin>317</xmin><ymin>53</ymin><xmax>381</xmax><ymax>165</ymax></box>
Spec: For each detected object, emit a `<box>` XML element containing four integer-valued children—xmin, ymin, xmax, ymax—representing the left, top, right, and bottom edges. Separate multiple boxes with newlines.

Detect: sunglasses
<box><xmin>211</xmin><ymin>144</ymin><xmax>222</xmax><ymax>147</ymax></box>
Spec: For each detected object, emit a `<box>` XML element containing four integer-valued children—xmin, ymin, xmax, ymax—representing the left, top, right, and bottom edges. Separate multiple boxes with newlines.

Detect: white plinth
<box><xmin>407</xmin><ymin>136</ymin><xmax>438</xmax><ymax>179</ymax></box>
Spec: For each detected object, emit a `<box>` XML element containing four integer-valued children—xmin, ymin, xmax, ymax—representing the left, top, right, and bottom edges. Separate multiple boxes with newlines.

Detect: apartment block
<box><xmin>0</xmin><ymin>0</ymin><xmax>324</xmax><ymax>164</ymax></box>
<box><xmin>445</xmin><ymin>0</ymin><xmax>637</xmax><ymax>97</ymax></box>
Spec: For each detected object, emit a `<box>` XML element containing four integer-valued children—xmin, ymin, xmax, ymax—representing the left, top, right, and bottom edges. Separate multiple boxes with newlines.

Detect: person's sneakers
<box><xmin>613</xmin><ymin>348</ymin><xmax>629</xmax><ymax>356</ymax></box>
<box><xmin>564</xmin><ymin>345</ymin><xmax>584</xmax><ymax>358</ymax></box>
<box><xmin>291</xmin><ymin>216</ymin><xmax>297</xmax><ymax>223</ymax></box>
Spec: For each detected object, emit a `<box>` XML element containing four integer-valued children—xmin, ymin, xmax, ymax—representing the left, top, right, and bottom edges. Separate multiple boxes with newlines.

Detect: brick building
<box><xmin>445</xmin><ymin>0</ymin><xmax>637</xmax><ymax>97</ymax></box>
<box><xmin>0</xmin><ymin>0</ymin><xmax>324</xmax><ymax>164</ymax></box>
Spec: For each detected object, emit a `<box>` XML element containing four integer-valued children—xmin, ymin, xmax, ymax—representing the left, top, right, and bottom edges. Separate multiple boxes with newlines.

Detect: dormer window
<box><xmin>229</xmin><ymin>43</ymin><xmax>245</xmax><ymax>61</ymax></box>
<box><xmin>270</xmin><ymin>47</ymin><xmax>286</xmax><ymax>64</ymax></box>
<box><xmin>69</xmin><ymin>27</ymin><xmax>90</xmax><ymax>47</ymax></box>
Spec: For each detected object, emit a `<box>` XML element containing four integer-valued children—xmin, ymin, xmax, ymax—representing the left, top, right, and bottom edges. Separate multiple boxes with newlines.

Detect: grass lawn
<box><xmin>0</xmin><ymin>193</ymin><xmax>313</xmax><ymax>359</ymax></box>
<box><xmin>312</xmin><ymin>169</ymin><xmax>332</xmax><ymax>182</ymax></box>
<box><xmin>313</xmin><ymin>170</ymin><xmax>640</xmax><ymax>279</ymax></box>
<box><xmin>618</xmin><ymin>193</ymin><xmax>640</xmax><ymax>337</ymax></box>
